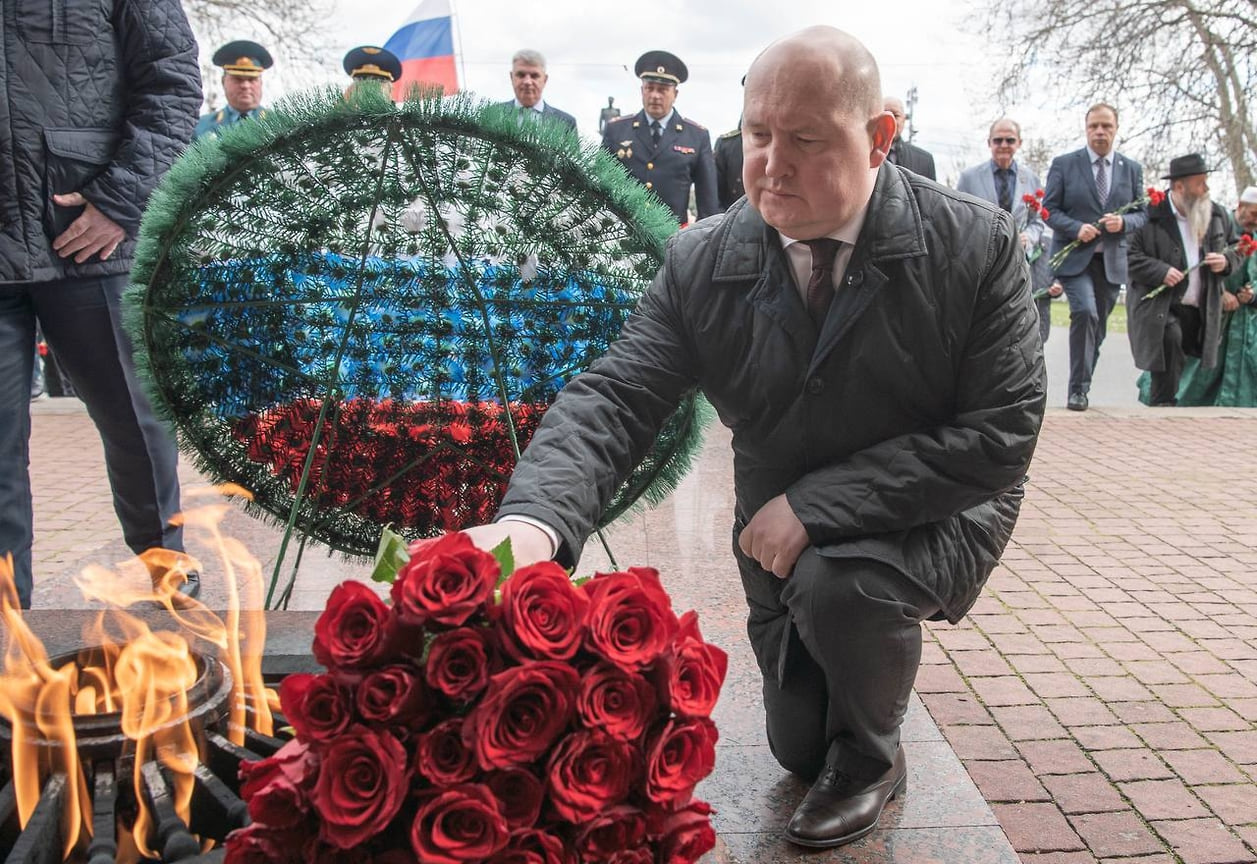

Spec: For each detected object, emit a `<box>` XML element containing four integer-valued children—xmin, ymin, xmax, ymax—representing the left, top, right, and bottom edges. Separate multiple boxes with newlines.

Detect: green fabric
<box><xmin>1138</xmin><ymin>253</ymin><xmax>1257</xmax><ymax>406</ymax></box>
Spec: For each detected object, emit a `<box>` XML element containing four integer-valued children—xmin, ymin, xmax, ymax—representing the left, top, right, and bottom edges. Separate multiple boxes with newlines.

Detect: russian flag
<box><xmin>385</xmin><ymin>0</ymin><xmax>459</xmax><ymax>99</ymax></box>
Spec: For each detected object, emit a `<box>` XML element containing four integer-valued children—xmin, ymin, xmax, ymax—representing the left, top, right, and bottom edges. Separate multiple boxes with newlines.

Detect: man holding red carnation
<box><xmin>1127</xmin><ymin>154</ymin><xmax>1239</xmax><ymax>406</ymax></box>
<box><xmin>467</xmin><ymin>25</ymin><xmax>1045</xmax><ymax>851</ymax></box>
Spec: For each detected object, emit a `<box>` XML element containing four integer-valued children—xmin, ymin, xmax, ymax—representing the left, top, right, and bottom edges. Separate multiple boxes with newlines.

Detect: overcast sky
<box><xmin>212</xmin><ymin>0</ymin><xmax>1052</xmax><ymax>183</ymax></box>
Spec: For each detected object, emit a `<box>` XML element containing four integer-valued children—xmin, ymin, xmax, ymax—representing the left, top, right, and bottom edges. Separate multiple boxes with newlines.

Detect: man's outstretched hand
<box><xmin>462</xmin><ymin>520</ymin><xmax>555</xmax><ymax>568</ymax></box>
<box><xmin>739</xmin><ymin>493</ymin><xmax>810</xmax><ymax>579</ymax></box>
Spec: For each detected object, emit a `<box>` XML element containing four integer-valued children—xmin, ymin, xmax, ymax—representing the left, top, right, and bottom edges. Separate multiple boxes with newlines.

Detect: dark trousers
<box><xmin>735</xmin><ymin>537</ymin><xmax>941</xmax><ymax>782</ymax></box>
<box><xmin>0</xmin><ymin>274</ymin><xmax>183</xmax><ymax>608</ymax></box>
<box><xmin>1060</xmin><ymin>254</ymin><xmax>1122</xmax><ymax>396</ymax></box>
<box><xmin>1148</xmin><ymin>303</ymin><xmax>1203</xmax><ymax>406</ymax></box>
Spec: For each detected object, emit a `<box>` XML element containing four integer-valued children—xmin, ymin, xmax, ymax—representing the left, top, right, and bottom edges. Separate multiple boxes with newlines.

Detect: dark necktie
<box><xmin>995</xmin><ymin>168</ymin><xmax>1013</xmax><ymax>212</ymax></box>
<box><xmin>650</xmin><ymin>120</ymin><xmax>661</xmax><ymax>147</ymax></box>
<box><xmin>803</xmin><ymin>238</ymin><xmax>842</xmax><ymax>326</ymax></box>
<box><xmin>1095</xmin><ymin>157</ymin><xmax>1109</xmax><ymax>203</ymax></box>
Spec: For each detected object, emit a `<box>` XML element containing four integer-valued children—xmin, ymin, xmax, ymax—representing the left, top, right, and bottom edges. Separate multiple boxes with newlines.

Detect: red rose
<box><xmin>606</xmin><ymin>850</ymin><xmax>653</xmax><ymax>864</ymax></box>
<box><xmin>485</xmin><ymin>768</ymin><xmax>545</xmax><ymax>832</ymax></box>
<box><xmin>357</xmin><ymin>664</ymin><xmax>430</xmax><ymax>730</ymax></box>
<box><xmin>391</xmin><ymin>532</ymin><xmax>499</xmax><ymax>628</ymax></box>
<box><xmin>224</xmin><ymin>823</ymin><xmax>306</xmax><ymax>864</ymax></box>
<box><xmin>279</xmin><ymin>673</ymin><xmax>353</xmax><ymax>744</ymax></box>
<box><xmin>410</xmin><ymin>783</ymin><xmax>510</xmax><ymax>864</ymax></box>
<box><xmin>644</xmin><ymin>717</ymin><xmax>718</xmax><ymax>807</ymax></box>
<box><xmin>311</xmin><ymin>725</ymin><xmax>409</xmax><ymax>849</ymax></box>
<box><xmin>573</xmin><ymin>804</ymin><xmax>646</xmax><ymax>861</ymax></box>
<box><xmin>463</xmin><ymin>661</ymin><xmax>579</xmax><ymax>771</ymax></box>
<box><xmin>415</xmin><ymin>717</ymin><xmax>478</xmax><ymax>785</ymax></box>
<box><xmin>576</xmin><ymin>661</ymin><xmax>657</xmax><ymax>741</ymax></box>
<box><xmin>499</xmin><ymin>562</ymin><xmax>589</xmax><ymax>661</ymax></box>
<box><xmin>425</xmin><ymin>626</ymin><xmax>494</xmax><ymax>701</ymax></box>
<box><xmin>238</xmin><ymin>738</ymin><xmax>317</xmax><ymax>829</ymax></box>
<box><xmin>648</xmin><ymin>799</ymin><xmax>717</xmax><ymax>864</ymax></box>
<box><xmin>486</xmin><ymin>829</ymin><xmax>571</xmax><ymax>864</ymax></box>
<box><xmin>659</xmin><ymin>612</ymin><xmax>727</xmax><ymax>719</ymax></box>
<box><xmin>312</xmin><ymin>581</ymin><xmax>397</xmax><ymax>671</ymax></box>
<box><xmin>583</xmin><ymin>568</ymin><xmax>679</xmax><ymax>672</ymax></box>
<box><xmin>544</xmin><ymin>729</ymin><xmax>638</xmax><ymax>823</ymax></box>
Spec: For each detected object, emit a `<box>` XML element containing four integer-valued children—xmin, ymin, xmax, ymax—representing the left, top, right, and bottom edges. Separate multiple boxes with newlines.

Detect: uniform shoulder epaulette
<box><xmin>606</xmin><ymin>115</ymin><xmax>632</xmax><ymax>126</ymax></box>
<box><xmin>683</xmin><ymin>117</ymin><xmax>707</xmax><ymax>130</ymax></box>
<box><xmin>718</xmin><ymin>128</ymin><xmax>741</xmax><ymax>140</ymax></box>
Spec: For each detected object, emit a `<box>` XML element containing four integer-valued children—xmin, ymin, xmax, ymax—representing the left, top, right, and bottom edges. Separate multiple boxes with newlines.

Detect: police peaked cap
<box><xmin>343</xmin><ymin>46</ymin><xmax>403</xmax><ymax>82</ymax></box>
<box><xmin>635</xmin><ymin>50</ymin><xmax>687</xmax><ymax>85</ymax></box>
<box><xmin>212</xmin><ymin>40</ymin><xmax>273</xmax><ymax>78</ymax></box>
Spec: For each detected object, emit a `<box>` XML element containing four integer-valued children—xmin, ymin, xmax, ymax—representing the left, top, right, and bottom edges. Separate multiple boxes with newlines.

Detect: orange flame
<box><xmin>0</xmin><ymin>485</ymin><xmax>275</xmax><ymax>861</ymax></box>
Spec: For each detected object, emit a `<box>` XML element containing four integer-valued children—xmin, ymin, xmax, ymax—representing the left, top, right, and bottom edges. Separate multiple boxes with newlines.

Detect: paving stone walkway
<box><xmin>17</xmin><ymin>398</ymin><xmax>1257</xmax><ymax>863</ymax></box>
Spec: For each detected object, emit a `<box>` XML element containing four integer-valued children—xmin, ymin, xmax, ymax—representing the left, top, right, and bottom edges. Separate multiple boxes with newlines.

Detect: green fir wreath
<box><xmin>126</xmin><ymin>86</ymin><xmax>709</xmax><ymax>593</ymax></box>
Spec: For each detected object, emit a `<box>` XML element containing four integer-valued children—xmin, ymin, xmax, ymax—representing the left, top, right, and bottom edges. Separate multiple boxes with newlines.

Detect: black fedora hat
<box><xmin>1162</xmin><ymin>153</ymin><xmax>1212</xmax><ymax>180</ymax></box>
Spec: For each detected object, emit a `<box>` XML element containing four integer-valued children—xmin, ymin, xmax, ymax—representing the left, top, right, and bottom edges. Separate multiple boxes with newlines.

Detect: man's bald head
<box><xmin>745</xmin><ymin>26</ymin><xmax>883</xmax><ymax>120</ymax></box>
<box><xmin>740</xmin><ymin>27</ymin><xmax>895</xmax><ymax>239</ymax></box>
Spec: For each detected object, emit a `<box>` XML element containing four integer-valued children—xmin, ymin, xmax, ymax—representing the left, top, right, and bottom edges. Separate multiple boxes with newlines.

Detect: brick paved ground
<box><xmin>17</xmin><ymin>398</ymin><xmax>1257</xmax><ymax>862</ymax></box>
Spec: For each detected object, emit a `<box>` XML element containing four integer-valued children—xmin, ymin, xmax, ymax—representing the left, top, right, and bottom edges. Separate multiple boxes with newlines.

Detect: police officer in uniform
<box><xmin>343</xmin><ymin>45</ymin><xmax>403</xmax><ymax>99</ymax></box>
<box><xmin>194</xmin><ymin>40</ymin><xmax>272</xmax><ymax>139</ymax></box>
<box><xmin>601</xmin><ymin>50</ymin><xmax>718</xmax><ymax>225</ymax></box>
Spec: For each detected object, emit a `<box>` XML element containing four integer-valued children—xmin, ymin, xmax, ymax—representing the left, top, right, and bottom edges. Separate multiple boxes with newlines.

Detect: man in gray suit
<box><xmin>501</xmin><ymin>49</ymin><xmax>577</xmax><ymax>132</ymax></box>
<box><xmin>957</xmin><ymin>118</ymin><xmax>1061</xmax><ymax>344</ymax></box>
<box><xmin>1043</xmin><ymin>103</ymin><xmax>1147</xmax><ymax>410</ymax></box>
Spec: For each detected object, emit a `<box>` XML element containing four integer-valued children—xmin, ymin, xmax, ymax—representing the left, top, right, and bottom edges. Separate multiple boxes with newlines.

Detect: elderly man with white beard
<box><xmin>1127</xmin><ymin>153</ymin><xmax>1240</xmax><ymax>406</ymax></box>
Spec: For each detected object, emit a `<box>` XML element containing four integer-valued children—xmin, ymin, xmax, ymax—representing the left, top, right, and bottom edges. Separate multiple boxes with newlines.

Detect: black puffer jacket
<box><xmin>0</xmin><ymin>0</ymin><xmax>201</xmax><ymax>284</ymax></box>
<box><xmin>499</xmin><ymin>164</ymin><xmax>1046</xmax><ymax>622</ymax></box>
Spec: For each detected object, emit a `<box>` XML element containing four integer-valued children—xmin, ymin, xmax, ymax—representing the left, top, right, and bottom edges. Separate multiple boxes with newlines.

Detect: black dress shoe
<box><xmin>784</xmin><ymin>746</ymin><xmax>907</xmax><ymax>848</ymax></box>
<box><xmin>1067</xmin><ymin>392</ymin><xmax>1089</xmax><ymax>411</ymax></box>
<box><xmin>179</xmin><ymin>570</ymin><xmax>202</xmax><ymax>600</ymax></box>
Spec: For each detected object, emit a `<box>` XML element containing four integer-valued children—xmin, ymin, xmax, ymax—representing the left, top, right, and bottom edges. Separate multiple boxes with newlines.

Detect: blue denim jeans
<box><xmin>0</xmin><ymin>274</ymin><xmax>183</xmax><ymax>608</ymax></box>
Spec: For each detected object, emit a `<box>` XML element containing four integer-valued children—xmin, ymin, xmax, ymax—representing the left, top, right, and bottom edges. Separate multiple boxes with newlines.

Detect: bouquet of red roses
<box><xmin>223</xmin><ymin>532</ymin><xmax>728</xmax><ymax>863</ymax></box>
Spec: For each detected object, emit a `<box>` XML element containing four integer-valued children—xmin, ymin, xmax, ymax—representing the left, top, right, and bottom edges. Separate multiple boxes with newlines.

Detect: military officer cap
<box><xmin>634</xmin><ymin>50</ymin><xmax>688</xmax><ymax>85</ymax></box>
<box><xmin>343</xmin><ymin>45</ymin><xmax>403</xmax><ymax>82</ymax></box>
<box><xmin>212</xmin><ymin>40</ymin><xmax>273</xmax><ymax>78</ymax></box>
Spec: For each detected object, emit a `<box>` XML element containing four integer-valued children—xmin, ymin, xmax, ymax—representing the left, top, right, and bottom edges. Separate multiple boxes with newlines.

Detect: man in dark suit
<box><xmin>883</xmin><ymin>97</ymin><xmax>935</xmax><ymax>180</ymax></box>
<box><xmin>499</xmin><ymin>49</ymin><xmax>577</xmax><ymax>132</ymax></box>
<box><xmin>714</xmin><ymin>122</ymin><xmax>744</xmax><ymax>211</ymax></box>
<box><xmin>1043</xmin><ymin>103</ymin><xmax>1147</xmax><ymax>410</ymax></box>
<box><xmin>601</xmin><ymin>50</ymin><xmax>718</xmax><ymax>225</ymax></box>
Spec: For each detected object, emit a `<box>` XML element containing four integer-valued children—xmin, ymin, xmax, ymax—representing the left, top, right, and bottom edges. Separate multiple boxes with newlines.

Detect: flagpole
<box><xmin>450</xmin><ymin>0</ymin><xmax>466</xmax><ymax>91</ymax></box>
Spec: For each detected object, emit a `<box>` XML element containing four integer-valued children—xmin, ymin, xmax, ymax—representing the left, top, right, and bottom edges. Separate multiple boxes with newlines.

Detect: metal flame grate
<box><xmin>0</xmin><ymin>650</ymin><xmax>287</xmax><ymax>864</ymax></box>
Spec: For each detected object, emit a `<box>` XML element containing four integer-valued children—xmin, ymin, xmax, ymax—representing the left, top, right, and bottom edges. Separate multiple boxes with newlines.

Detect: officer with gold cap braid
<box><xmin>600</xmin><ymin>50</ymin><xmax>718</xmax><ymax>226</ymax></box>
<box><xmin>343</xmin><ymin>45</ymin><xmax>403</xmax><ymax>100</ymax></box>
<box><xmin>194</xmin><ymin>40</ymin><xmax>272</xmax><ymax>139</ymax></box>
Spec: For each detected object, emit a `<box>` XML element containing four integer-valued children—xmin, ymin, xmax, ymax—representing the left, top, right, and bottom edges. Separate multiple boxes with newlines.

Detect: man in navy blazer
<box><xmin>957</xmin><ymin>117</ymin><xmax>1060</xmax><ymax>344</ymax></box>
<box><xmin>1043</xmin><ymin>104</ymin><xmax>1147</xmax><ymax>410</ymax></box>
<box><xmin>500</xmin><ymin>49</ymin><xmax>577</xmax><ymax>132</ymax></box>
